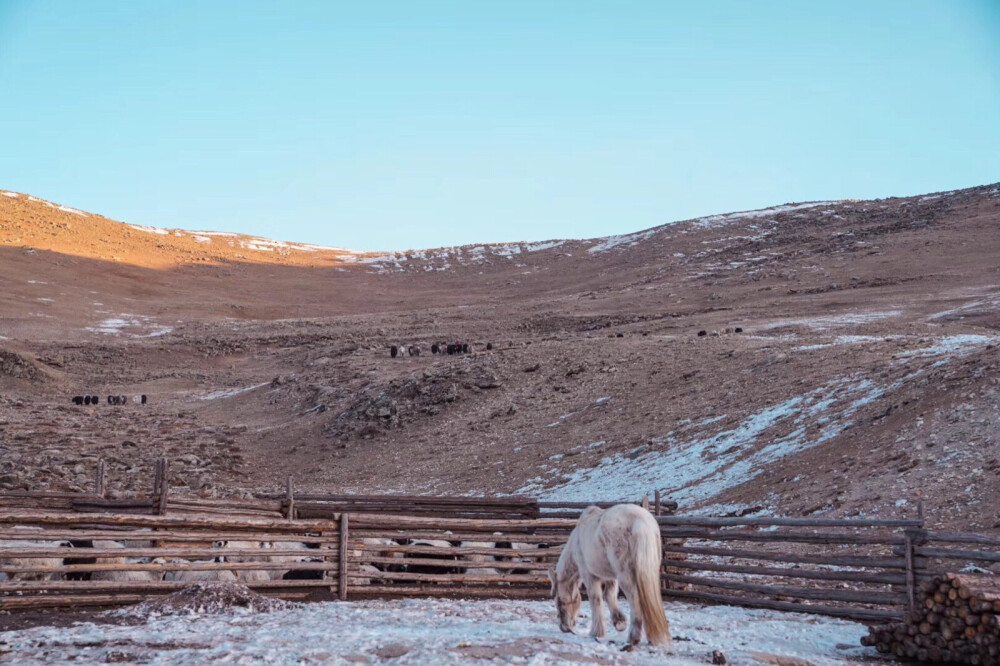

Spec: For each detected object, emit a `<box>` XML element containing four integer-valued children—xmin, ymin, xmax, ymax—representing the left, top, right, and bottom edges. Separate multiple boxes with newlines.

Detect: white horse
<box><xmin>548</xmin><ymin>504</ymin><xmax>671</xmax><ymax>650</ymax></box>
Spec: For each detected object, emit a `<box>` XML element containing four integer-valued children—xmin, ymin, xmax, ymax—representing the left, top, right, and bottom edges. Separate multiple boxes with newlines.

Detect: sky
<box><xmin>0</xmin><ymin>1</ymin><xmax>998</xmax><ymax>252</ymax></box>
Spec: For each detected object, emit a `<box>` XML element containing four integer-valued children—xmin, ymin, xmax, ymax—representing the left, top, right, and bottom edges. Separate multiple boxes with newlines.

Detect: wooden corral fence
<box><xmin>4</xmin><ymin>463</ymin><xmax>1000</xmax><ymax>624</ymax></box>
<box><xmin>1</xmin><ymin>504</ymin><xmax>977</xmax><ymax>623</ymax></box>
<box><xmin>0</xmin><ymin>458</ymin><xmax>679</xmax><ymax>522</ymax></box>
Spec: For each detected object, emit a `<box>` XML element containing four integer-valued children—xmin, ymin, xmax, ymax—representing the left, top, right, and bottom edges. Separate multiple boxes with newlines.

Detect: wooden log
<box><xmin>919</xmin><ymin>547</ymin><xmax>1000</xmax><ymax>563</ymax></box>
<box><xmin>299</xmin><ymin>494</ymin><xmax>537</xmax><ymax>506</ymax></box>
<box><xmin>905</xmin><ymin>532</ymin><xmax>917</xmax><ymax>611</ymax></box>
<box><xmin>2</xmin><ymin>560</ymin><xmax>340</xmax><ymax>575</ymax></box>
<box><xmin>339</xmin><ymin>513</ymin><xmax>348</xmax><ymax>601</ymax></box>
<box><xmin>285</xmin><ymin>476</ymin><xmax>295</xmax><ymax>521</ymax></box>
<box><xmin>662</xmin><ymin>543</ymin><xmax>910</xmax><ymax>569</ymax></box>
<box><xmin>348</xmin><ymin>514</ymin><xmax>577</xmax><ymax>532</ymax></box>
<box><xmin>152</xmin><ymin>459</ymin><xmax>162</xmax><ymax>499</ymax></box>
<box><xmin>95</xmin><ymin>459</ymin><xmax>106</xmax><ymax>498</ymax></box>
<box><xmin>1</xmin><ymin>589</ymin><xmax>315</xmax><ymax>610</ymax></box>
<box><xmin>657</xmin><ymin>516</ymin><xmax>922</xmax><ymax>528</ymax></box>
<box><xmin>927</xmin><ymin>532</ymin><xmax>1000</xmax><ymax>547</ymax></box>
<box><xmin>166</xmin><ymin>498</ymin><xmax>285</xmax><ymax>511</ymax></box>
<box><xmin>351</xmin><ymin>543</ymin><xmax>559</xmax><ymax>558</ymax></box>
<box><xmin>661</xmin><ymin>573</ymin><xmax>905</xmax><ymax>605</ymax></box>
<box><xmin>0</xmin><ymin>511</ymin><xmax>342</xmax><ymax>532</ymax></box>
<box><xmin>355</xmin><ymin>556</ymin><xmax>553</xmax><ymax>572</ymax></box>
<box><xmin>360</xmin><ymin>569</ymin><xmax>546</xmax><ymax>585</ymax></box>
<box><xmin>664</xmin><ymin>559</ymin><xmax>908</xmax><ymax>585</ymax></box>
<box><xmin>1</xmin><ymin>578</ymin><xmax>339</xmax><ymax>593</ymax></box>
<box><xmin>2</xmin><ymin>543</ymin><xmax>327</xmax><ymax>557</ymax></box>
<box><xmin>659</xmin><ymin>526</ymin><xmax>906</xmax><ymax>545</ymax></box>
<box><xmin>157</xmin><ymin>459</ymin><xmax>170</xmax><ymax>516</ymax></box>
<box><xmin>665</xmin><ymin>588</ymin><xmax>904</xmax><ymax>621</ymax></box>
<box><xmin>352</xmin><ymin>585</ymin><xmax>551</xmax><ymax>599</ymax></box>
<box><xmin>0</xmin><ymin>529</ymin><xmax>335</xmax><ymax>543</ymax></box>
<box><xmin>351</xmin><ymin>531</ymin><xmax>567</xmax><ymax>544</ymax></box>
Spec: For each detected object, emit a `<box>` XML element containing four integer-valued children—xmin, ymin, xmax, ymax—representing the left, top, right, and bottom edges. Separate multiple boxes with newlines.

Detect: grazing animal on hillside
<box><xmin>431</xmin><ymin>343</ymin><xmax>439</xmax><ymax>354</ymax></box>
<box><xmin>390</xmin><ymin>345</ymin><xmax>399</xmax><ymax>358</ymax></box>
<box><xmin>549</xmin><ymin>504</ymin><xmax>671</xmax><ymax>650</ymax></box>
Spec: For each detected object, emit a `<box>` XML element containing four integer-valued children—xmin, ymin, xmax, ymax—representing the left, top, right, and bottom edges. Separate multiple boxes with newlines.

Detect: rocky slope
<box><xmin>0</xmin><ymin>183</ymin><xmax>998</xmax><ymax>529</ymax></box>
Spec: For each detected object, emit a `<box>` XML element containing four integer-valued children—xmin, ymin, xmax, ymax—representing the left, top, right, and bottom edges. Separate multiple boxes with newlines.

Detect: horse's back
<box><xmin>601</xmin><ymin>503</ymin><xmax>658</xmax><ymax>533</ymax></box>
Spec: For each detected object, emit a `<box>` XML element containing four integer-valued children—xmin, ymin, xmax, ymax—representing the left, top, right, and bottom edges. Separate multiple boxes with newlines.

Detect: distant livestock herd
<box><xmin>71</xmin><ymin>395</ymin><xmax>148</xmax><ymax>406</ymax></box>
<box><xmin>390</xmin><ymin>342</ymin><xmax>492</xmax><ymax>358</ymax></box>
<box><xmin>0</xmin><ymin>534</ymin><xmax>550</xmax><ymax>584</ymax></box>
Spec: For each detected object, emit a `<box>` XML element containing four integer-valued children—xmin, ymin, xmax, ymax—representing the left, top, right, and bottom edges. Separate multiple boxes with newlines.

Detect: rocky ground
<box><xmin>0</xmin><ymin>183</ymin><xmax>998</xmax><ymax>529</ymax></box>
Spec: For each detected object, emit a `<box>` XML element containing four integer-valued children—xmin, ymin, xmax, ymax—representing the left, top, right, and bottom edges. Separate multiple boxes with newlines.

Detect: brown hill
<box><xmin>1</xmin><ymin>184</ymin><xmax>998</xmax><ymax>529</ymax></box>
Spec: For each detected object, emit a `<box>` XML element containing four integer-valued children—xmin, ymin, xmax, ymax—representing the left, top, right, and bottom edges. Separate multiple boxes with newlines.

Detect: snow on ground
<box><xmin>896</xmin><ymin>334</ymin><xmax>998</xmax><ymax>358</ymax></box>
<box><xmin>0</xmin><ymin>598</ymin><xmax>875</xmax><ymax>665</ymax></box>
<box><xmin>764</xmin><ymin>311</ymin><xmax>902</xmax><ymax>331</ymax></box>
<box><xmin>128</xmin><ymin>224</ymin><xmax>170</xmax><ymax>236</ymax></box>
<box><xmin>928</xmin><ymin>293</ymin><xmax>1000</xmax><ymax>321</ymax></box>
<box><xmin>588</xmin><ymin>229</ymin><xmax>659</xmax><ymax>254</ymax></box>
<box><xmin>528</xmin><ymin>334</ymin><xmax>996</xmax><ymax>505</ymax></box>
<box><xmin>691</xmin><ymin>202</ymin><xmax>840</xmax><ymax>229</ymax></box>
<box><xmin>2</xmin><ymin>190</ymin><xmax>19</xmax><ymax>198</ymax></box>
<box><xmin>85</xmin><ymin>314</ymin><xmax>173</xmax><ymax>338</ymax></box>
<box><xmin>197</xmin><ymin>382</ymin><xmax>271</xmax><ymax>401</ymax></box>
<box><xmin>340</xmin><ymin>239</ymin><xmax>570</xmax><ymax>273</ymax></box>
<box><xmin>523</xmin><ymin>372</ymin><xmax>885</xmax><ymax>504</ymax></box>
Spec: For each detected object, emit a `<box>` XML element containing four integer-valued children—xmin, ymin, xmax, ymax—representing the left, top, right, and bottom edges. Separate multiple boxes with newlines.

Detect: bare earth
<box><xmin>1</xmin><ymin>184</ymin><xmax>998</xmax><ymax>529</ymax></box>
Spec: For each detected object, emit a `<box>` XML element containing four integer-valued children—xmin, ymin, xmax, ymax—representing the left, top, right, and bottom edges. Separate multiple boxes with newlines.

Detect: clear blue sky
<box><xmin>1</xmin><ymin>1</ymin><xmax>998</xmax><ymax>251</ymax></box>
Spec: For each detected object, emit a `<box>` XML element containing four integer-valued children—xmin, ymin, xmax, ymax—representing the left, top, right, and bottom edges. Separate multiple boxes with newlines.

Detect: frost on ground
<box><xmin>527</xmin><ymin>334</ymin><xmax>997</xmax><ymax>505</ymax></box>
<box><xmin>85</xmin><ymin>314</ymin><xmax>173</xmax><ymax>337</ymax></box>
<box><xmin>0</xmin><ymin>596</ymin><xmax>875</xmax><ymax>665</ymax></box>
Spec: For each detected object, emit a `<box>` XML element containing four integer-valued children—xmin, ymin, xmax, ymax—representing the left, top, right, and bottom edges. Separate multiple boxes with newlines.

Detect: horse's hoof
<box><xmin>620</xmin><ymin>644</ymin><xmax>636</xmax><ymax>653</ymax></box>
<box><xmin>614</xmin><ymin>620</ymin><xmax>627</xmax><ymax>632</ymax></box>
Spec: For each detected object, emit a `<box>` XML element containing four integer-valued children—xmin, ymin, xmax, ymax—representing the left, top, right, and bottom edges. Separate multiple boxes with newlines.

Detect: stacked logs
<box><xmin>862</xmin><ymin>574</ymin><xmax>1000</xmax><ymax>663</ymax></box>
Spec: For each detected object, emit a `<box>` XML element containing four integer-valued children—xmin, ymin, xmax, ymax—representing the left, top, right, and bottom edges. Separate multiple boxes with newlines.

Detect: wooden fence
<box><xmin>0</xmin><ymin>458</ymin><xmax>679</xmax><ymax>522</ymax></box>
<box><xmin>3</xmin><ymin>463</ymin><xmax>999</xmax><ymax>623</ymax></box>
<box><xmin>0</xmin><ymin>506</ymin><xmax>969</xmax><ymax>621</ymax></box>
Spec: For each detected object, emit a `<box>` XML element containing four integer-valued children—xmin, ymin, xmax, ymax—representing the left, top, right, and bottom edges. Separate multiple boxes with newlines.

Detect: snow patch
<box><xmin>0</xmin><ymin>597</ymin><xmax>873</xmax><ymax>666</ymax></box>
<box><xmin>588</xmin><ymin>229</ymin><xmax>658</xmax><ymax>254</ymax></box>
<box><xmin>198</xmin><ymin>382</ymin><xmax>270</xmax><ymax>401</ymax></box>
<box><xmin>128</xmin><ymin>224</ymin><xmax>170</xmax><ymax>236</ymax></box>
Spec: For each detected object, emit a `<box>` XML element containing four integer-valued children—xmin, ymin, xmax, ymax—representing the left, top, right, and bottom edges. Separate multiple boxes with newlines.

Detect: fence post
<box><xmin>152</xmin><ymin>459</ymin><xmax>162</xmax><ymax>499</ymax></box>
<box><xmin>157</xmin><ymin>459</ymin><xmax>169</xmax><ymax>516</ymax></box>
<box><xmin>903</xmin><ymin>502</ymin><xmax>927</xmax><ymax>613</ymax></box>
<box><xmin>339</xmin><ymin>513</ymin><xmax>349</xmax><ymax>601</ymax></box>
<box><xmin>641</xmin><ymin>495</ymin><xmax>650</xmax><ymax>511</ymax></box>
<box><xmin>95</xmin><ymin>459</ymin><xmax>106</xmax><ymax>498</ymax></box>
<box><xmin>284</xmin><ymin>476</ymin><xmax>295</xmax><ymax>521</ymax></box>
<box><xmin>654</xmin><ymin>490</ymin><xmax>661</xmax><ymax>516</ymax></box>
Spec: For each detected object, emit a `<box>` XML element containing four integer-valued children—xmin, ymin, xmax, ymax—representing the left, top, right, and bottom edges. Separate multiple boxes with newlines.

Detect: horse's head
<box><xmin>547</xmin><ymin>569</ymin><xmax>581</xmax><ymax>633</ymax></box>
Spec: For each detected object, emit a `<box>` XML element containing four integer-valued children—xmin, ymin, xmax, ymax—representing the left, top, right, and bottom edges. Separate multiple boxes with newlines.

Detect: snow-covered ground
<box><xmin>0</xmin><ymin>598</ymin><xmax>876</xmax><ymax>665</ymax></box>
<box><xmin>525</xmin><ymin>333</ymin><xmax>997</xmax><ymax>505</ymax></box>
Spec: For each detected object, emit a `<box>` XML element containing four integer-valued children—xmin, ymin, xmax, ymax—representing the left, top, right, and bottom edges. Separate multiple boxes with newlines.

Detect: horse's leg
<box><xmin>616</xmin><ymin>576</ymin><xmax>644</xmax><ymax>650</ymax></box>
<box><xmin>604</xmin><ymin>580</ymin><xmax>627</xmax><ymax>632</ymax></box>
<box><xmin>585</xmin><ymin>578</ymin><xmax>607</xmax><ymax>639</ymax></box>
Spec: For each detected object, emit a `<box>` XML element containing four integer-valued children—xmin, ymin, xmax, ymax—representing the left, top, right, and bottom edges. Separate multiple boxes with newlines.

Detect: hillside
<box><xmin>1</xmin><ymin>184</ymin><xmax>998</xmax><ymax>529</ymax></box>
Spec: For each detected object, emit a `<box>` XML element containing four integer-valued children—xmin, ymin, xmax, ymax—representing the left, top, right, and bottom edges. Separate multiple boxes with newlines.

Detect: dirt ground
<box><xmin>1</xmin><ymin>183</ymin><xmax>998</xmax><ymax>529</ymax></box>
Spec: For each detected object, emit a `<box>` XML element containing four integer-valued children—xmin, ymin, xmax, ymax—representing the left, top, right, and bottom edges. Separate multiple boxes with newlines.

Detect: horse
<box><xmin>548</xmin><ymin>504</ymin><xmax>671</xmax><ymax>650</ymax></box>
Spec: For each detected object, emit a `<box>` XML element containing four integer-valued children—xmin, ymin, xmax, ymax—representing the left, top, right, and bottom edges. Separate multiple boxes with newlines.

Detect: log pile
<box><xmin>862</xmin><ymin>574</ymin><xmax>1000</xmax><ymax>663</ymax></box>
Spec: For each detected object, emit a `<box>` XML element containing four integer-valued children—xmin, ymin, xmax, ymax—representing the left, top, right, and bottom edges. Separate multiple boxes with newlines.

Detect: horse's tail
<box><xmin>632</xmin><ymin>517</ymin><xmax>671</xmax><ymax>647</ymax></box>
